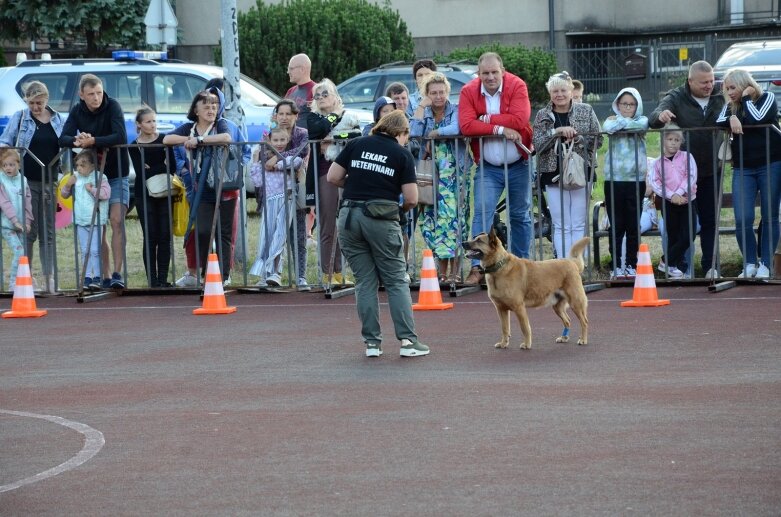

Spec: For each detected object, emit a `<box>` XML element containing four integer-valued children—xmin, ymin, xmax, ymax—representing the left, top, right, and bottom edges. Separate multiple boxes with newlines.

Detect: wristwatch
<box><xmin>197</xmin><ymin>136</ymin><xmax>204</xmax><ymax>143</ymax></box>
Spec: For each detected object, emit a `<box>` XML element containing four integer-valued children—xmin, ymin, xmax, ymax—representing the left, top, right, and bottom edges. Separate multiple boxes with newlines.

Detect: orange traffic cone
<box><xmin>193</xmin><ymin>253</ymin><xmax>237</xmax><ymax>315</ymax></box>
<box><xmin>413</xmin><ymin>249</ymin><xmax>454</xmax><ymax>311</ymax></box>
<box><xmin>621</xmin><ymin>243</ymin><xmax>670</xmax><ymax>307</ymax></box>
<box><xmin>3</xmin><ymin>256</ymin><xmax>47</xmax><ymax>318</ymax></box>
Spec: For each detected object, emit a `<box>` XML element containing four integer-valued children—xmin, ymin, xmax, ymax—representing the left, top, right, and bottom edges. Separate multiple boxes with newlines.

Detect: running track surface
<box><xmin>1</xmin><ymin>284</ymin><xmax>780</xmax><ymax>515</ymax></box>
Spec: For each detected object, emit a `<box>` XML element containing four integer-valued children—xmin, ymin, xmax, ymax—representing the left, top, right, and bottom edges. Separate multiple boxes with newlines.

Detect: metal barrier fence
<box><xmin>1</xmin><ymin>127</ymin><xmax>779</xmax><ymax>295</ymax></box>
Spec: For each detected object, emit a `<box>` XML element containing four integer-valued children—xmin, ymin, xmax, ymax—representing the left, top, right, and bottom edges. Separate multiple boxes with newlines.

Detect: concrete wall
<box><xmin>173</xmin><ymin>0</ymin><xmax>735</xmax><ymax>63</ymax></box>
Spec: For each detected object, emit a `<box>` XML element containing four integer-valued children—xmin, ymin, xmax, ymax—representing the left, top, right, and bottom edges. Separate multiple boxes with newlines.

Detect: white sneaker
<box><xmin>255</xmin><ymin>278</ymin><xmax>268</xmax><ymax>287</ymax></box>
<box><xmin>223</xmin><ymin>275</ymin><xmax>232</xmax><ymax>287</ymax></box>
<box><xmin>657</xmin><ymin>260</ymin><xmax>667</xmax><ymax>273</ymax></box>
<box><xmin>704</xmin><ymin>268</ymin><xmax>720</xmax><ymax>279</ymax></box>
<box><xmin>624</xmin><ymin>266</ymin><xmax>637</xmax><ymax>278</ymax></box>
<box><xmin>266</xmin><ymin>273</ymin><xmax>281</xmax><ymax>286</ymax></box>
<box><xmin>176</xmin><ymin>271</ymin><xmax>198</xmax><ymax>287</ymax></box>
<box><xmin>755</xmin><ymin>262</ymin><xmax>770</xmax><ymax>278</ymax></box>
<box><xmin>738</xmin><ymin>263</ymin><xmax>758</xmax><ymax>278</ymax></box>
<box><xmin>610</xmin><ymin>267</ymin><xmax>625</xmax><ymax>279</ymax></box>
<box><xmin>297</xmin><ymin>277</ymin><xmax>311</xmax><ymax>292</ymax></box>
<box><xmin>661</xmin><ymin>265</ymin><xmax>684</xmax><ymax>279</ymax></box>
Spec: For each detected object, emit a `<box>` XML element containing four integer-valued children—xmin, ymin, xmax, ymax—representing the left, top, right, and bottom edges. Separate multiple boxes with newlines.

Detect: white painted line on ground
<box><xmin>0</xmin><ymin>410</ymin><xmax>105</xmax><ymax>493</ymax></box>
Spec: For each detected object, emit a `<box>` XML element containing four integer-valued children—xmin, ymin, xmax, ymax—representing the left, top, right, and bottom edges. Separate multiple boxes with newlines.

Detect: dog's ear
<box><xmin>488</xmin><ymin>227</ymin><xmax>497</xmax><ymax>241</ymax></box>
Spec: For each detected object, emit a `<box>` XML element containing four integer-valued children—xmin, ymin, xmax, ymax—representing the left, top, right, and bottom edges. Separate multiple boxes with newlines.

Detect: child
<box><xmin>129</xmin><ymin>107</ymin><xmax>176</xmax><ymax>287</ymax></box>
<box><xmin>362</xmin><ymin>96</ymin><xmax>396</xmax><ymax>136</ymax></box>
<box><xmin>650</xmin><ymin>123</ymin><xmax>698</xmax><ymax>279</ymax></box>
<box><xmin>248</xmin><ymin>127</ymin><xmax>302</xmax><ymax>286</ymax></box>
<box><xmin>0</xmin><ymin>149</ymin><xmax>33</xmax><ymax>290</ymax></box>
<box><xmin>602</xmin><ymin>87</ymin><xmax>649</xmax><ymax>279</ymax></box>
<box><xmin>61</xmin><ymin>150</ymin><xmax>111</xmax><ymax>290</ymax></box>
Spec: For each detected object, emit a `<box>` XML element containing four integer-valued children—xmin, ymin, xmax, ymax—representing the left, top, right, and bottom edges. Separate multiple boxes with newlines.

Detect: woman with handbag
<box><xmin>0</xmin><ymin>81</ymin><xmax>65</xmax><ymax>293</ymax></box>
<box><xmin>163</xmin><ymin>88</ymin><xmax>233</xmax><ymax>282</ymax></box>
<box><xmin>532</xmin><ymin>72</ymin><xmax>602</xmax><ymax>262</ymax></box>
<box><xmin>410</xmin><ymin>73</ymin><xmax>472</xmax><ymax>283</ymax></box>
<box><xmin>129</xmin><ymin>107</ymin><xmax>177</xmax><ymax>287</ymax></box>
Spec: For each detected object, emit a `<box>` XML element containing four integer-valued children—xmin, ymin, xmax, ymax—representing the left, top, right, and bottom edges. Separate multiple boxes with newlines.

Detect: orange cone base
<box><xmin>413</xmin><ymin>301</ymin><xmax>454</xmax><ymax>311</ymax></box>
<box><xmin>3</xmin><ymin>307</ymin><xmax>48</xmax><ymax>318</ymax></box>
<box><xmin>193</xmin><ymin>306</ymin><xmax>237</xmax><ymax>315</ymax></box>
<box><xmin>620</xmin><ymin>298</ymin><xmax>670</xmax><ymax>308</ymax></box>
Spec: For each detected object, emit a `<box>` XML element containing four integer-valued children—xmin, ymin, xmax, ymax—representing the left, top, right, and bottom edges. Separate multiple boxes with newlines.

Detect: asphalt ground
<box><xmin>1</xmin><ymin>284</ymin><xmax>780</xmax><ymax>516</ymax></box>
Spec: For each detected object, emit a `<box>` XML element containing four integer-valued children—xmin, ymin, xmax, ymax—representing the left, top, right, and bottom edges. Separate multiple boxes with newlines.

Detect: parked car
<box><xmin>336</xmin><ymin>61</ymin><xmax>479</xmax><ymax>111</ymax></box>
<box><xmin>0</xmin><ymin>50</ymin><xmax>282</xmax><ymax>206</ymax></box>
<box><xmin>713</xmin><ymin>40</ymin><xmax>781</xmax><ymax>111</ymax></box>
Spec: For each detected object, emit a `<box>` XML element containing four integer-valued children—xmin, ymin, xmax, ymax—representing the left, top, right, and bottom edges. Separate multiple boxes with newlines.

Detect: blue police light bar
<box><xmin>112</xmin><ymin>50</ymin><xmax>168</xmax><ymax>61</ymax></box>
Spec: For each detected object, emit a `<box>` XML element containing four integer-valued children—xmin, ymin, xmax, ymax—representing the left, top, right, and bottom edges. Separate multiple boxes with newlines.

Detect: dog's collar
<box><xmin>483</xmin><ymin>256</ymin><xmax>509</xmax><ymax>274</ymax></box>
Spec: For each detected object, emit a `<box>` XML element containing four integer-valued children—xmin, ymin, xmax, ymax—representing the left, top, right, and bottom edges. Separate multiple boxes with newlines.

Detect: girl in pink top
<box><xmin>650</xmin><ymin>123</ymin><xmax>698</xmax><ymax>278</ymax></box>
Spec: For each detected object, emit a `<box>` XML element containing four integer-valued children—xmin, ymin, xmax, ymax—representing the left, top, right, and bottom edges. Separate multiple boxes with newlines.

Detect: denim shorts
<box><xmin>108</xmin><ymin>177</ymin><xmax>130</xmax><ymax>206</ymax></box>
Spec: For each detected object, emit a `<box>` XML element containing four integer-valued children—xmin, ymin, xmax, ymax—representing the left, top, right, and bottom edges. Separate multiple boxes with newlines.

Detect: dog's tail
<box><xmin>567</xmin><ymin>237</ymin><xmax>591</xmax><ymax>273</ymax></box>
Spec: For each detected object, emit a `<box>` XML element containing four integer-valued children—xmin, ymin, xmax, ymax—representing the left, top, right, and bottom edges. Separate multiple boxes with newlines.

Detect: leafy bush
<box><xmin>444</xmin><ymin>43</ymin><xmax>558</xmax><ymax>107</ymax></box>
<box><xmin>225</xmin><ymin>0</ymin><xmax>415</xmax><ymax>95</ymax></box>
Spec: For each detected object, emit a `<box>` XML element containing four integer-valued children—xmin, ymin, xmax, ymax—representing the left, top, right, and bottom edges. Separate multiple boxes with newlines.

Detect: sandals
<box><xmin>438</xmin><ymin>275</ymin><xmax>449</xmax><ymax>284</ymax></box>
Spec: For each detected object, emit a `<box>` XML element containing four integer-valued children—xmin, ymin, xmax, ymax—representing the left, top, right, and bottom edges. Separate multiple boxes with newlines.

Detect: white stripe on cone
<box><xmin>634</xmin><ymin>275</ymin><xmax>657</xmax><ymax>288</ymax></box>
<box><xmin>421</xmin><ymin>255</ymin><xmax>436</xmax><ymax>270</ymax></box>
<box><xmin>14</xmin><ymin>284</ymin><xmax>34</xmax><ymax>299</ymax></box>
<box><xmin>206</xmin><ymin>259</ymin><xmax>220</xmax><ymax>275</ymax></box>
<box><xmin>17</xmin><ymin>263</ymin><xmax>31</xmax><ymax>277</ymax></box>
<box><xmin>637</xmin><ymin>250</ymin><xmax>652</xmax><ymax>266</ymax></box>
<box><xmin>204</xmin><ymin>281</ymin><xmax>224</xmax><ymax>296</ymax></box>
<box><xmin>419</xmin><ymin>277</ymin><xmax>440</xmax><ymax>291</ymax></box>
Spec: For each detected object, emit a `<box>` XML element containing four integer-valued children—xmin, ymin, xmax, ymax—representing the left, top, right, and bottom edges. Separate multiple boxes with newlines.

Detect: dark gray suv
<box><xmin>336</xmin><ymin>62</ymin><xmax>478</xmax><ymax>111</ymax></box>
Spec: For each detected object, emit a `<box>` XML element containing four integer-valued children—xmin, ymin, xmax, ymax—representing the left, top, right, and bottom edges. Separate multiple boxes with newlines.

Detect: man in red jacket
<box><xmin>459</xmin><ymin>52</ymin><xmax>533</xmax><ymax>284</ymax></box>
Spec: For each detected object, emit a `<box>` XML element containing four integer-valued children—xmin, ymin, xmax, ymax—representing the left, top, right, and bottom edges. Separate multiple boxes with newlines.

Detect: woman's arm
<box><xmin>0</xmin><ymin>110</ymin><xmax>22</xmax><ymax>147</ymax></box>
<box><xmin>435</xmin><ymin>105</ymin><xmax>461</xmax><ymax>137</ymax></box>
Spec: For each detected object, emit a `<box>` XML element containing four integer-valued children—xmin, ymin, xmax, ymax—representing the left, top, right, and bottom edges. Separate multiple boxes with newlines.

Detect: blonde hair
<box><xmin>311</xmin><ymin>78</ymin><xmax>344</xmax><ymax>115</ymax></box>
<box><xmin>370</xmin><ymin>110</ymin><xmax>409</xmax><ymax>137</ymax></box>
<box><xmin>423</xmin><ymin>72</ymin><xmax>451</xmax><ymax>96</ymax></box>
<box><xmin>0</xmin><ymin>148</ymin><xmax>21</xmax><ymax>165</ymax></box>
<box><xmin>662</xmin><ymin>122</ymin><xmax>684</xmax><ymax>140</ymax></box>
<box><xmin>546</xmin><ymin>71</ymin><xmax>573</xmax><ymax>93</ymax></box>
<box><xmin>23</xmin><ymin>80</ymin><xmax>49</xmax><ymax>101</ymax></box>
<box><xmin>722</xmin><ymin>68</ymin><xmax>762</xmax><ymax>114</ymax></box>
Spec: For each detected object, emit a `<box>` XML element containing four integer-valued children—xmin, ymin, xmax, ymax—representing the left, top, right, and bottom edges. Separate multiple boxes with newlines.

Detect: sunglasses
<box><xmin>313</xmin><ymin>91</ymin><xmax>330</xmax><ymax>100</ymax></box>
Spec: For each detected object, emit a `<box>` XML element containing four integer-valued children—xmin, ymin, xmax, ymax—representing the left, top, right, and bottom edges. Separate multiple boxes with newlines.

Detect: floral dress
<box><xmin>420</xmin><ymin>127</ymin><xmax>471</xmax><ymax>259</ymax></box>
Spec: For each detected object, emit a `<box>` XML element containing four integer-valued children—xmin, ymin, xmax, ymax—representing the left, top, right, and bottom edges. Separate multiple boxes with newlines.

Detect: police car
<box><xmin>0</xmin><ymin>50</ymin><xmax>278</xmax><ymax>143</ymax></box>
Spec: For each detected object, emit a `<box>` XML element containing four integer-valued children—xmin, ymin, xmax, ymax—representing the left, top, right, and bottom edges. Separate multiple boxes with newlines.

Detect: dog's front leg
<box><xmin>494</xmin><ymin>307</ymin><xmax>510</xmax><ymax>349</ymax></box>
<box><xmin>513</xmin><ymin>306</ymin><xmax>532</xmax><ymax>349</ymax></box>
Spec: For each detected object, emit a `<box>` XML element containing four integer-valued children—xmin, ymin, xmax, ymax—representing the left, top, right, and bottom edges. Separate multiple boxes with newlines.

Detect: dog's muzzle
<box><xmin>462</xmin><ymin>241</ymin><xmax>483</xmax><ymax>259</ymax></box>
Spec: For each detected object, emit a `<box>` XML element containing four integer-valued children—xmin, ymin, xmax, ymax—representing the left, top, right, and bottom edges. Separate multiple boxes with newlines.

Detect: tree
<box><xmin>227</xmin><ymin>0</ymin><xmax>415</xmax><ymax>95</ymax></box>
<box><xmin>0</xmin><ymin>0</ymin><xmax>148</xmax><ymax>57</ymax></box>
<box><xmin>445</xmin><ymin>43</ymin><xmax>558</xmax><ymax>107</ymax></box>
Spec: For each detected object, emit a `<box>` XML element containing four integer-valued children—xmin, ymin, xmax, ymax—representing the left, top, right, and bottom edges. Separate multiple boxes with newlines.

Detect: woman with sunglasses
<box><xmin>305</xmin><ymin>79</ymin><xmax>361</xmax><ymax>286</ymax></box>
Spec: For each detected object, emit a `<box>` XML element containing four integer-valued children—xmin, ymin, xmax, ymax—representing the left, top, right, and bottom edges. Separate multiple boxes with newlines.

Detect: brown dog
<box><xmin>462</xmin><ymin>231</ymin><xmax>590</xmax><ymax>349</ymax></box>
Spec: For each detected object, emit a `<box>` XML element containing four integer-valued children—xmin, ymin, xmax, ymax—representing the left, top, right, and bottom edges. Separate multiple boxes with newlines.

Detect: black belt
<box><xmin>340</xmin><ymin>199</ymin><xmax>367</xmax><ymax>208</ymax></box>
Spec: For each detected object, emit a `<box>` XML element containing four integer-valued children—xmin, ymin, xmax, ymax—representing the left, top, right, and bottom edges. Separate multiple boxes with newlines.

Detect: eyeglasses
<box><xmin>619</xmin><ymin>102</ymin><xmax>637</xmax><ymax>108</ymax></box>
<box><xmin>313</xmin><ymin>91</ymin><xmax>330</xmax><ymax>100</ymax></box>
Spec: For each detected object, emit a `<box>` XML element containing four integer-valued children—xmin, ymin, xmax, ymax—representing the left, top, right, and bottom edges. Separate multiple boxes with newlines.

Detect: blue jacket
<box><xmin>0</xmin><ymin>107</ymin><xmax>65</xmax><ymax>149</ymax></box>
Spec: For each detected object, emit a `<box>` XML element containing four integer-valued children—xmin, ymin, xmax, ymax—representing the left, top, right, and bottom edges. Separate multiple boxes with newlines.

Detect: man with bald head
<box><xmin>285</xmin><ymin>53</ymin><xmax>316</xmax><ymax>127</ymax></box>
<box><xmin>459</xmin><ymin>52</ymin><xmax>533</xmax><ymax>284</ymax></box>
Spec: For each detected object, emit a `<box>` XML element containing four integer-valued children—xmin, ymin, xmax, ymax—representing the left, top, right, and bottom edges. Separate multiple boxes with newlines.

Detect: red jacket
<box><xmin>458</xmin><ymin>71</ymin><xmax>532</xmax><ymax>161</ymax></box>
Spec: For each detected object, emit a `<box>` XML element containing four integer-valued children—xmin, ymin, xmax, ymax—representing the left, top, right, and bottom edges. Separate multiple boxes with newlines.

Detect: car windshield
<box><xmin>716</xmin><ymin>45</ymin><xmax>781</xmax><ymax>68</ymax></box>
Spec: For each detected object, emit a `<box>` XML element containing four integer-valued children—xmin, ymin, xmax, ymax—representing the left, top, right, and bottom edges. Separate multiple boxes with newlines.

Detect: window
<box><xmin>337</xmin><ymin>75</ymin><xmax>380</xmax><ymax>104</ymax></box>
<box><xmin>17</xmin><ymin>74</ymin><xmax>73</xmax><ymax>113</ymax></box>
<box><xmin>152</xmin><ymin>73</ymin><xmax>205</xmax><ymax>114</ymax></box>
<box><xmin>94</xmin><ymin>73</ymin><xmax>144</xmax><ymax>113</ymax></box>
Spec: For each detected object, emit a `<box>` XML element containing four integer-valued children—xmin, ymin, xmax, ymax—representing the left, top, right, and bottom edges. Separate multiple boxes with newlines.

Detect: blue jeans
<box><xmin>732</xmin><ymin>160</ymin><xmax>781</xmax><ymax>265</ymax></box>
<box><xmin>470</xmin><ymin>159</ymin><xmax>532</xmax><ymax>266</ymax></box>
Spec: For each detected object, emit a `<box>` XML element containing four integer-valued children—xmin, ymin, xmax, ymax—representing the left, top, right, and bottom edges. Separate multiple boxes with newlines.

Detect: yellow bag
<box><xmin>172</xmin><ymin>194</ymin><xmax>189</xmax><ymax>237</ymax></box>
